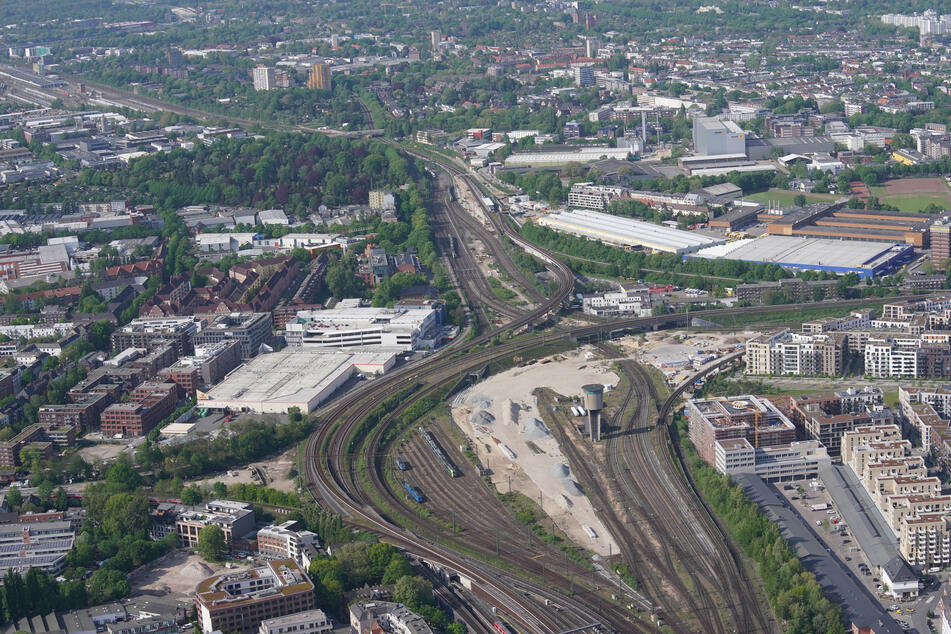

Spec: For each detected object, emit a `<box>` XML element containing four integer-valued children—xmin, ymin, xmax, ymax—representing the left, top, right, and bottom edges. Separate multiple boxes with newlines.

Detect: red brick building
<box><xmin>100</xmin><ymin>382</ymin><xmax>178</xmax><ymax>437</ymax></box>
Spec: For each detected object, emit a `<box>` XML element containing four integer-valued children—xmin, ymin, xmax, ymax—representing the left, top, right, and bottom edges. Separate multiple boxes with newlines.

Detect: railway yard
<box><xmin>298</xmin><ymin>146</ymin><xmax>943</xmax><ymax>633</ymax></box>
<box><xmin>300</xmin><ymin>150</ymin><xmax>802</xmax><ymax>634</ymax></box>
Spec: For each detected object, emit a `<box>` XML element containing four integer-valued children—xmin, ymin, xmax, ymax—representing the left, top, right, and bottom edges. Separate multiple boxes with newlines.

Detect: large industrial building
<box><xmin>536</xmin><ymin>209</ymin><xmax>723</xmax><ymax>254</ymax></box>
<box><xmin>200</xmin><ymin>348</ymin><xmax>397</xmax><ymax>414</ymax></box>
<box><xmin>503</xmin><ymin>146</ymin><xmax>631</xmax><ymax>167</ymax></box>
<box><xmin>692</xmin><ymin>117</ymin><xmax>746</xmax><ymax>157</ymax></box>
<box><xmin>691</xmin><ymin>235</ymin><xmax>913</xmax><ymax>278</ymax></box>
<box><xmin>766</xmin><ymin>204</ymin><xmax>930</xmax><ymax>247</ymax></box>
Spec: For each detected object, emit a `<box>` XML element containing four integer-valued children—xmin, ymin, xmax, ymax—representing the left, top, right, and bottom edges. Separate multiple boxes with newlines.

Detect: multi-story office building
<box><xmin>258</xmin><ymin>610</ymin><xmax>332</xmax><ymax>634</ymax></box>
<box><xmin>112</xmin><ymin>317</ymin><xmax>200</xmax><ymax>356</ymax></box>
<box><xmin>713</xmin><ymin>438</ymin><xmax>829</xmax><ymax>482</ymax></box>
<box><xmin>256</xmin><ymin>520</ymin><xmax>320</xmax><ymax>568</ymax></box>
<box><xmin>252</xmin><ymin>66</ymin><xmax>274</xmax><ymax>91</ymax></box>
<box><xmin>0</xmin><ymin>519</ymin><xmax>74</xmax><ymax>577</ymax></box>
<box><xmin>100</xmin><ymin>382</ymin><xmax>178</xmax><ymax>437</ymax></box>
<box><xmin>572</xmin><ymin>65</ymin><xmax>594</xmax><ymax>87</ymax></box>
<box><xmin>744</xmin><ymin>329</ymin><xmax>845</xmax><ymax>377</ymax></box>
<box><xmin>176</xmin><ymin>500</ymin><xmax>255</xmax><ymax>550</ymax></box>
<box><xmin>196</xmin><ymin>559</ymin><xmax>315</xmax><ymax>634</ymax></box>
<box><xmin>567</xmin><ymin>182</ymin><xmax>627</xmax><ymax>210</ymax></box>
<box><xmin>192</xmin><ymin>313</ymin><xmax>271</xmax><ymax>360</ymax></box>
<box><xmin>284</xmin><ymin>306</ymin><xmax>438</xmax><ymax>351</ymax></box>
<box><xmin>38</xmin><ymin>391</ymin><xmax>113</xmax><ymax>433</ymax></box>
<box><xmin>931</xmin><ymin>218</ymin><xmax>951</xmax><ymax>263</ymax></box>
<box><xmin>158</xmin><ymin>340</ymin><xmax>242</xmax><ymax>397</ymax></box>
<box><xmin>306</xmin><ymin>64</ymin><xmax>331</xmax><ymax>91</ymax></box>
<box><xmin>0</xmin><ymin>423</ymin><xmax>79</xmax><ymax>468</ymax></box>
<box><xmin>685</xmin><ymin>395</ymin><xmax>796</xmax><ymax>466</ymax></box>
<box><xmin>581</xmin><ymin>285</ymin><xmax>652</xmax><ymax>317</ymax></box>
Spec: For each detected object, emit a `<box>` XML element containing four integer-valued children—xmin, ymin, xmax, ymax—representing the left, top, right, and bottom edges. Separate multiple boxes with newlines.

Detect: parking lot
<box><xmin>773</xmin><ymin>482</ymin><xmax>929</xmax><ymax>632</ymax></box>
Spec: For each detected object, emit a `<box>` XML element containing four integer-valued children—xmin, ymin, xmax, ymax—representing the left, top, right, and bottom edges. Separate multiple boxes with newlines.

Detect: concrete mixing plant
<box><xmin>583</xmin><ymin>384</ymin><xmax>604</xmax><ymax>441</ymax></box>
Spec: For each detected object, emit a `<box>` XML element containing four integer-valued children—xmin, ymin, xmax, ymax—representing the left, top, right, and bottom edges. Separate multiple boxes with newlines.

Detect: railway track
<box><xmin>304</xmin><ymin>143</ymin><xmax>939</xmax><ymax>631</ymax></box>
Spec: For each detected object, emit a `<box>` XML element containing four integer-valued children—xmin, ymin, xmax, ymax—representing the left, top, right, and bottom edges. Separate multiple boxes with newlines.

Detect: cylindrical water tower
<box><xmin>582</xmin><ymin>384</ymin><xmax>604</xmax><ymax>441</ymax></box>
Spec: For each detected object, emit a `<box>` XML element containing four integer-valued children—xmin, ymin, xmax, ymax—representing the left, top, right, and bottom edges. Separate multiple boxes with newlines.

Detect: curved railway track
<box><xmin>305</xmin><ymin>143</ymin><xmax>934</xmax><ymax>632</ymax></box>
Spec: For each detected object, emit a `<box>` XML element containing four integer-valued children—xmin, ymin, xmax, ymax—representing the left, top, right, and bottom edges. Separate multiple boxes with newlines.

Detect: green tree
<box><xmin>6</xmin><ymin>486</ymin><xmax>22</xmax><ymax>510</ymax></box>
<box><xmin>381</xmin><ymin>555</ymin><xmax>413</xmax><ymax>584</ymax></box>
<box><xmin>181</xmin><ymin>485</ymin><xmax>203</xmax><ymax>506</ymax></box>
<box><xmin>197</xmin><ymin>525</ymin><xmax>226</xmax><ymax>561</ymax></box>
<box><xmin>392</xmin><ymin>575</ymin><xmax>433</xmax><ymax>610</ymax></box>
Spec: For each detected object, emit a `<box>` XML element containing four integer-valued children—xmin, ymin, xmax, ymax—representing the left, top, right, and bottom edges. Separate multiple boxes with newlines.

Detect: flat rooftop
<box><xmin>202</xmin><ymin>348</ymin><xmax>397</xmax><ymax>413</ymax></box>
<box><xmin>537</xmin><ymin>209</ymin><xmax>723</xmax><ymax>254</ymax></box>
<box><xmin>691</xmin><ymin>235</ymin><xmax>905</xmax><ymax>271</ymax></box>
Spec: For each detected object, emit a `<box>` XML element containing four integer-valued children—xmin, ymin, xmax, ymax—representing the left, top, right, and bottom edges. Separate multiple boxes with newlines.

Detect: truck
<box><xmin>810</xmin><ymin>503</ymin><xmax>829</xmax><ymax>512</ymax></box>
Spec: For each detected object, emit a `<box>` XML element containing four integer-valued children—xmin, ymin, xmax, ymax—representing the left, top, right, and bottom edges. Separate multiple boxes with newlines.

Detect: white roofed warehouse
<box><xmin>536</xmin><ymin>209</ymin><xmax>724</xmax><ymax>255</ymax></box>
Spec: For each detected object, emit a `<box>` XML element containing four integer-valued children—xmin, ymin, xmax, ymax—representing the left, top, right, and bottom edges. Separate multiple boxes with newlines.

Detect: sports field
<box><xmin>744</xmin><ymin>188</ymin><xmax>839</xmax><ymax>206</ymax></box>
<box><xmin>871</xmin><ymin>177</ymin><xmax>951</xmax><ymax>213</ymax></box>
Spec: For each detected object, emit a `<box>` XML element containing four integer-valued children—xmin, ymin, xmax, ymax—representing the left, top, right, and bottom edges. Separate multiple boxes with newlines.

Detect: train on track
<box><xmin>403</xmin><ymin>481</ymin><xmax>425</xmax><ymax>502</ymax></box>
<box><xmin>492</xmin><ymin>622</ymin><xmax>513</xmax><ymax>634</ymax></box>
<box><xmin>419</xmin><ymin>426</ymin><xmax>459</xmax><ymax>477</ymax></box>
<box><xmin>396</xmin><ymin>458</ymin><xmax>409</xmax><ymax>471</ymax></box>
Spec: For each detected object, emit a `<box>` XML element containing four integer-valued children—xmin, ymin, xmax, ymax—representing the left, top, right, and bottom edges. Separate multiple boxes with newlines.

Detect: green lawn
<box><xmin>869</xmin><ymin>188</ymin><xmax>950</xmax><ymax>213</ymax></box>
<box><xmin>744</xmin><ymin>189</ymin><xmax>838</xmax><ymax>206</ymax></box>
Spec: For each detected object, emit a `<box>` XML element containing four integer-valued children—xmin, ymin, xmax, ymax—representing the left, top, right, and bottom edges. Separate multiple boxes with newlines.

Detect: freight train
<box><xmin>419</xmin><ymin>426</ymin><xmax>459</xmax><ymax>477</ymax></box>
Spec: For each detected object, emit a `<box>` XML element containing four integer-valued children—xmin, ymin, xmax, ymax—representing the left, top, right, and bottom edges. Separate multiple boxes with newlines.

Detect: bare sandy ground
<box><xmin>452</xmin><ymin>347</ymin><xmax>620</xmax><ymax>556</ymax></box>
<box><xmin>615</xmin><ymin>329</ymin><xmax>758</xmax><ymax>384</ymax></box>
<box><xmin>128</xmin><ymin>549</ymin><xmax>246</xmax><ymax>601</ymax></box>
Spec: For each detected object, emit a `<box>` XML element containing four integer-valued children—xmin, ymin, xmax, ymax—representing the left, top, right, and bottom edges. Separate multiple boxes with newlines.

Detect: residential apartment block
<box><xmin>899</xmin><ymin>385</ymin><xmax>951</xmax><ymax>452</ymax></box>
<box><xmin>685</xmin><ymin>395</ymin><xmax>796</xmax><ymax>466</ymax></box>
<box><xmin>0</xmin><ymin>423</ymin><xmax>79</xmax><ymax>468</ymax></box>
<box><xmin>256</xmin><ymin>520</ymin><xmax>320</xmax><ymax>568</ymax></box>
<box><xmin>744</xmin><ymin>329</ymin><xmax>845</xmax><ymax>376</ymax></box>
<box><xmin>843</xmin><ymin>425</ymin><xmax>950</xmax><ymax>570</ymax></box>
<box><xmin>196</xmin><ymin>559</ymin><xmax>315</xmax><ymax>634</ymax></box>
<box><xmin>100</xmin><ymin>382</ymin><xmax>178</xmax><ymax>437</ymax></box>
<box><xmin>786</xmin><ymin>387</ymin><xmax>890</xmax><ymax>455</ymax></box>
<box><xmin>176</xmin><ymin>500</ymin><xmax>255</xmax><ymax>551</ymax></box>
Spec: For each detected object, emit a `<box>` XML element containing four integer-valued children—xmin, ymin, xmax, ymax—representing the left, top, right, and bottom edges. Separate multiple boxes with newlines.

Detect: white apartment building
<box><xmin>581</xmin><ymin>286</ymin><xmax>652</xmax><ymax>317</ymax></box>
<box><xmin>843</xmin><ymin>424</ymin><xmax>951</xmax><ymax>569</ymax></box>
<box><xmin>284</xmin><ymin>306</ymin><xmax>438</xmax><ymax>351</ymax></box>
<box><xmin>258</xmin><ymin>610</ymin><xmax>331</xmax><ymax>634</ymax></box>
<box><xmin>257</xmin><ymin>520</ymin><xmax>321</xmax><ymax>568</ymax></box>
<box><xmin>744</xmin><ymin>329</ymin><xmax>844</xmax><ymax>376</ymax></box>
<box><xmin>567</xmin><ymin>183</ymin><xmax>627</xmax><ymax>210</ymax></box>
<box><xmin>865</xmin><ymin>339</ymin><xmax>914</xmax><ymax>378</ymax></box>
<box><xmin>252</xmin><ymin>66</ymin><xmax>275</xmax><ymax>91</ymax></box>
